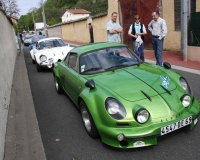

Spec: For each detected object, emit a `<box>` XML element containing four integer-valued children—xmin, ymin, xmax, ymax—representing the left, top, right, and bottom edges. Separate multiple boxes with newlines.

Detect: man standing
<box><xmin>148</xmin><ymin>11</ymin><xmax>167</xmax><ymax>66</ymax></box>
<box><xmin>128</xmin><ymin>14</ymin><xmax>147</xmax><ymax>61</ymax></box>
<box><xmin>106</xmin><ymin>12</ymin><xmax>123</xmax><ymax>43</ymax></box>
<box><xmin>88</xmin><ymin>23</ymin><xmax>94</xmax><ymax>43</ymax></box>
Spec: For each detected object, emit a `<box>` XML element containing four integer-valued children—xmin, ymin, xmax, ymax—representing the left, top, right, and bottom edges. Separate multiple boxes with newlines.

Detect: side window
<box><xmin>69</xmin><ymin>53</ymin><xmax>78</xmax><ymax>71</ymax></box>
<box><xmin>64</xmin><ymin>53</ymin><xmax>70</xmax><ymax>66</ymax></box>
<box><xmin>36</xmin><ymin>42</ymin><xmax>39</xmax><ymax>49</ymax></box>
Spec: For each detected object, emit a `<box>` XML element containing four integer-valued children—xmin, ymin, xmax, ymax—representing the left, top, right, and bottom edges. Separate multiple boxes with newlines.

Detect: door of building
<box><xmin>118</xmin><ymin>0</ymin><xmax>162</xmax><ymax>50</ymax></box>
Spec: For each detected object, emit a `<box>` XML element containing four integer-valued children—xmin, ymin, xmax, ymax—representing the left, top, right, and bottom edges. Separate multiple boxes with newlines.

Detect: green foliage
<box><xmin>13</xmin><ymin>23</ymin><xmax>18</xmax><ymax>35</ymax></box>
<box><xmin>18</xmin><ymin>0</ymin><xmax>108</xmax><ymax>31</ymax></box>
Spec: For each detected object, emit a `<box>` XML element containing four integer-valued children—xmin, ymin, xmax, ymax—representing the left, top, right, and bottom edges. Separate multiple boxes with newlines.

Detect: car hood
<box><xmin>94</xmin><ymin>64</ymin><xmax>176</xmax><ymax>102</ymax></box>
<box><xmin>24</xmin><ymin>39</ymin><xmax>32</xmax><ymax>43</ymax></box>
<box><xmin>37</xmin><ymin>46</ymin><xmax>73</xmax><ymax>61</ymax></box>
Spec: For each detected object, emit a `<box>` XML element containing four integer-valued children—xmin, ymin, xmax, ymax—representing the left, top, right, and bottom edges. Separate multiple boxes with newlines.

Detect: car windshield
<box><xmin>38</xmin><ymin>39</ymin><xmax>66</xmax><ymax>49</ymax></box>
<box><xmin>80</xmin><ymin>46</ymin><xmax>140</xmax><ymax>75</ymax></box>
<box><xmin>31</xmin><ymin>35</ymin><xmax>47</xmax><ymax>44</ymax></box>
<box><xmin>24</xmin><ymin>36</ymin><xmax>33</xmax><ymax>40</ymax></box>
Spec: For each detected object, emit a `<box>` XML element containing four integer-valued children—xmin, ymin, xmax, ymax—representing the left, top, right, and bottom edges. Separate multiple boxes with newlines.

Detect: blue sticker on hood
<box><xmin>160</xmin><ymin>76</ymin><xmax>170</xmax><ymax>89</ymax></box>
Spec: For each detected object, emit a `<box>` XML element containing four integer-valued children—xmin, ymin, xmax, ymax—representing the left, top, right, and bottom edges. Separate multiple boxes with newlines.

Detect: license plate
<box><xmin>161</xmin><ymin>116</ymin><xmax>192</xmax><ymax>136</ymax></box>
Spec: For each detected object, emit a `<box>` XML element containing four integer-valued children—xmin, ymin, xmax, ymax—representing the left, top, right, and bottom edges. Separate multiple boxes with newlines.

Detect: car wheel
<box><xmin>54</xmin><ymin>76</ymin><xmax>63</xmax><ymax>94</ymax></box>
<box><xmin>32</xmin><ymin>59</ymin><xmax>36</xmax><ymax>64</ymax></box>
<box><xmin>36</xmin><ymin>63</ymin><xmax>42</xmax><ymax>72</ymax></box>
<box><xmin>80</xmin><ymin>101</ymin><xmax>99</xmax><ymax>138</ymax></box>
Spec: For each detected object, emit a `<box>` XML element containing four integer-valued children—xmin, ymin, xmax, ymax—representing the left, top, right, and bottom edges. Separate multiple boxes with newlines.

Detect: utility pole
<box><xmin>32</xmin><ymin>11</ymin><xmax>36</xmax><ymax>33</ymax></box>
<box><xmin>181</xmin><ymin>0</ymin><xmax>188</xmax><ymax>61</ymax></box>
<box><xmin>41</xmin><ymin>0</ymin><xmax>48</xmax><ymax>36</ymax></box>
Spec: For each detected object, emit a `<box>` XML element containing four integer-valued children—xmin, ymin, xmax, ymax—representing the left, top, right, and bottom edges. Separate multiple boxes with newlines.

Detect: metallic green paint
<box><xmin>53</xmin><ymin>42</ymin><xmax>200</xmax><ymax>148</ymax></box>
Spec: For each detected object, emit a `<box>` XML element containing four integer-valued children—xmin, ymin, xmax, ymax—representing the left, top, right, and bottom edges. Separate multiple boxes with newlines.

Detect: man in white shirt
<box><xmin>148</xmin><ymin>11</ymin><xmax>167</xmax><ymax>66</ymax></box>
<box><xmin>106</xmin><ymin>12</ymin><xmax>123</xmax><ymax>43</ymax></box>
<box><xmin>128</xmin><ymin>14</ymin><xmax>147</xmax><ymax>61</ymax></box>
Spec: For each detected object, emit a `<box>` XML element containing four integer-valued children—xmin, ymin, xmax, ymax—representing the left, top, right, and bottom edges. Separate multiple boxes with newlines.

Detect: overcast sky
<box><xmin>17</xmin><ymin>0</ymin><xmax>40</xmax><ymax>15</ymax></box>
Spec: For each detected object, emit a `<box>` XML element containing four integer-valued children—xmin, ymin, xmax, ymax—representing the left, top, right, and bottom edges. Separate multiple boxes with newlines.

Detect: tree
<box><xmin>1</xmin><ymin>0</ymin><xmax>20</xmax><ymax>16</ymax></box>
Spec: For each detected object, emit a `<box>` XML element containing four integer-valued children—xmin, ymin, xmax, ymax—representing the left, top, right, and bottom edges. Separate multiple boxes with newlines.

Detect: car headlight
<box><xmin>40</xmin><ymin>55</ymin><xmax>47</xmax><ymax>62</ymax></box>
<box><xmin>105</xmin><ymin>98</ymin><xmax>126</xmax><ymax>120</ymax></box>
<box><xmin>180</xmin><ymin>77</ymin><xmax>192</xmax><ymax>95</ymax></box>
<box><xmin>135</xmin><ymin>108</ymin><xmax>150</xmax><ymax>124</ymax></box>
<box><xmin>180</xmin><ymin>94</ymin><xmax>191</xmax><ymax>107</ymax></box>
<box><xmin>47</xmin><ymin>58</ymin><xmax>54</xmax><ymax>68</ymax></box>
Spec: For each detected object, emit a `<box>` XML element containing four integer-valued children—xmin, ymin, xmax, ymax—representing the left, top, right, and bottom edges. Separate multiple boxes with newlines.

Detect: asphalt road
<box><xmin>23</xmin><ymin>46</ymin><xmax>200</xmax><ymax>160</ymax></box>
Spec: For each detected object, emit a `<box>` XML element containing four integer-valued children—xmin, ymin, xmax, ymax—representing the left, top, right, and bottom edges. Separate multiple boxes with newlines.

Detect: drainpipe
<box><xmin>181</xmin><ymin>0</ymin><xmax>188</xmax><ymax>61</ymax></box>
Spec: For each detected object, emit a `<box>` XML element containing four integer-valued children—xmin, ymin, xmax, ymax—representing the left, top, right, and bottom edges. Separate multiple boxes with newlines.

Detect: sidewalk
<box><xmin>65</xmin><ymin>40</ymin><xmax>200</xmax><ymax>74</ymax></box>
<box><xmin>4</xmin><ymin>53</ymin><xmax>46</xmax><ymax>160</ymax></box>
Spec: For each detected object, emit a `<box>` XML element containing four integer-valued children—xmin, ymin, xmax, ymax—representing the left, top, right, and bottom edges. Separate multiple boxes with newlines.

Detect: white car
<box><xmin>30</xmin><ymin>37</ymin><xmax>74</xmax><ymax>72</ymax></box>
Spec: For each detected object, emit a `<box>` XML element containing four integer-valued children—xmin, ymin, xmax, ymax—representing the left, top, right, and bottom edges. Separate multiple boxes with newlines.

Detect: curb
<box><xmin>145</xmin><ymin>59</ymin><xmax>200</xmax><ymax>75</ymax></box>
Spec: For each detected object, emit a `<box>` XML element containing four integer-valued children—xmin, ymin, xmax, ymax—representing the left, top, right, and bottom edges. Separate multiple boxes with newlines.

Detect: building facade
<box><xmin>62</xmin><ymin>9</ymin><xmax>90</xmax><ymax>22</ymax></box>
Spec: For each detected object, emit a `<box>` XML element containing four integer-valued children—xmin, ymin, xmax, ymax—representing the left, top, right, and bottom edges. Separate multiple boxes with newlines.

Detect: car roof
<box><xmin>37</xmin><ymin>37</ymin><xmax>62</xmax><ymax>43</ymax></box>
<box><xmin>32</xmin><ymin>35</ymin><xmax>47</xmax><ymax>40</ymax></box>
<box><xmin>70</xmin><ymin>42</ymin><xmax>127</xmax><ymax>55</ymax></box>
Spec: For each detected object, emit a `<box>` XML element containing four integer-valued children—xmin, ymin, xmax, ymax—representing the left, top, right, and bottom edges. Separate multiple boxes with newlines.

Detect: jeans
<box><xmin>132</xmin><ymin>40</ymin><xmax>144</xmax><ymax>61</ymax></box>
<box><xmin>152</xmin><ymin>37</ymin><xmax>164</xmax><ymax>66</ymax></box>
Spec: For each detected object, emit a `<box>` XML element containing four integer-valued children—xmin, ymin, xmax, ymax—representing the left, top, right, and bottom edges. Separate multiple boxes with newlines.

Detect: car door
<box><xmin>32</xmin><ymin>42</ymin><xmax>40</xmax><ymax>58</ymax></box>
<box><xmin>60</xmin><ymin>52</ymin><xmax>81</xmax><ymax>103</ymax></box>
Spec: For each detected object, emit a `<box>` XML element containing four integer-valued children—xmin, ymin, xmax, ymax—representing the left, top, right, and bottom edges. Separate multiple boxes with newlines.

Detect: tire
<box><xmin>36</xmin><ymin>63</ymin><xmax>42</xmax><ymax>72</ymax></box>
<box><xmin>54</xmin><ymin>76</ymin><xmax>63</xmax><ymax>94</ymax></box>
<box><xmin>32</xmin><ymin>59</ymin><xmax>36</xmax><ymax>64</ymax></box>
<box><xmin>80</xmin><ymin>101</ymin><xmax>99</xmax><ymax>138</ymax></box>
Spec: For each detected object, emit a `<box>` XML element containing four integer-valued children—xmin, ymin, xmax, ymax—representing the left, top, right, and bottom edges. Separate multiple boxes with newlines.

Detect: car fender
<box><xmin>30</xmin><ymin>50</ymin><xmax>35</xmax><ymax>60</ymax></box>
<box><xmin>78</xmin><ymin>85</ymin><xmax>118</xmax><ymax>130</ymax></box>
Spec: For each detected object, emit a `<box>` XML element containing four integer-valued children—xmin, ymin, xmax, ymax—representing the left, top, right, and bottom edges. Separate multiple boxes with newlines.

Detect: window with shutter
<box><xmin>174</xmin><ymin>0</ymin><xmax>181</xmax><ymax>31</ymax></box>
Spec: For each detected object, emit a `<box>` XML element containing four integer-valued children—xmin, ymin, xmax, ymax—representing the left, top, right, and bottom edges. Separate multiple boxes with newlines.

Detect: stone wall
<box><xmin>0</xmin><ymin>9</ymin><xmax>17</xmax><ymax>159</ymax></box>
<box><xmin>48</xmin><ymin>24</ymin><xmax>62</xmax><ymax>39</ymax></box>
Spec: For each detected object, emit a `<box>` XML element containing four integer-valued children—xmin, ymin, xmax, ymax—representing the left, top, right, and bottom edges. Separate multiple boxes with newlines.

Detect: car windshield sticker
<box><xmin>160</xmin><ymin>76</ymin><xmax>170</xmax><ymax>89</ymax></box>
<box><xmin>81</xmin><ymin>65</ymin><xmax>85</xmax><ymax>72</ymax></box>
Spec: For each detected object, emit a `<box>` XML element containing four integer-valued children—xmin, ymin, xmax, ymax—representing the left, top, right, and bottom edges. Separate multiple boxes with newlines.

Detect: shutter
<box><xmin>174</xmin><ymin>0</ymin><xmax>181</xmax><ymax>31</ymax></box>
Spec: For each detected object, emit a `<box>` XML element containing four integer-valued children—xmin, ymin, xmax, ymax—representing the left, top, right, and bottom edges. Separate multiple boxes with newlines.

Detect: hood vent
<box><xmin>141</xmin><ymin>90</ymin><xmax>152</xmax><ymax>101</ymax></box>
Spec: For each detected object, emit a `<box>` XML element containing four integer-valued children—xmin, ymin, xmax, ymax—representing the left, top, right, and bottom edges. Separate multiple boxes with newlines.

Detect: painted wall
<box><xmin>48</xmin><ymin>25</ymin><xmax>62</xmax><ymax>38</ymax></box>
<box><xmin>62</xmin><ymin>20</ymin><xmax>90</xmax><ymax>43</ymax></box>
<box><xmin>0</xmin><ymin>10</ymin><xmax>17</xmax><ymax>159</ymax></box>
<box><xmin>197</xmin><ymin>0</ymin><xmax>200</xmax><ymax>12</ymax></box>
<box><xmin>162</xmin><ymin>0</ymin><xmax>181</xmax><ymax>51</ymax></box>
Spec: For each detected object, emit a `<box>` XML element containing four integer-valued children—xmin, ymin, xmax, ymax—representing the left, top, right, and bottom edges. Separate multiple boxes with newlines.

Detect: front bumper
<box><xmin>38</xmin><ymin>61</ymin><xmax>54</xmax><ymax>69</ymax></box>
<box><xmin>98</xmin><ymin>98</ymin><xmax>200</xmax><ymax>148</ymax></box>
<box><xmin>99</xmin><ymin>113</ymin><xmax>200</xmax><ymax>148</ymax></box>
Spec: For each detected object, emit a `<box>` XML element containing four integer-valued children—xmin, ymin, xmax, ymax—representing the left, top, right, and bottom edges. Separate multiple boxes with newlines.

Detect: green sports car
<box><xmin>53</xmin><ymin>42</ymin><xmax>200</xmax><ymax>148</ymax></box>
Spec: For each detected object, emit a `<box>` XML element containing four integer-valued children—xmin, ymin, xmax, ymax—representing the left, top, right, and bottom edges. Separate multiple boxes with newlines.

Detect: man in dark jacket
<box><xmin>88</xmin><ymin>23</ymin><xmax>94</xmax><ymax>43</ymax></box>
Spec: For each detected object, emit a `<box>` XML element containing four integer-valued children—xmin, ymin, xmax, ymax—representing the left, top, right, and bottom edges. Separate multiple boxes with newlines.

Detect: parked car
<box><xmin>23</xmin><ymin>35</ymin><xmax>34</xmax><ymax>46</ymax></box>
<box><xmin>53</xmin><ymin>42</ymin><xmax>200</xmax><ymax>148</ymax></box>
<box><xmin>29</xmin><ymin>35</ymin><xmax>47</xmax><ymax>50</ymax></box>
<box><xmin>31</xmin><ymin>37</ymin><xmax>73</xmax><ymax>72</ymax></box>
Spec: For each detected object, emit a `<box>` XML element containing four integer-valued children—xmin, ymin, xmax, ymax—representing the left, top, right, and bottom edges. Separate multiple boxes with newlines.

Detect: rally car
<box><xmin>53</xmin><ymin>42</ymin><xmax>200</xmax><ymax>148</ymax></box>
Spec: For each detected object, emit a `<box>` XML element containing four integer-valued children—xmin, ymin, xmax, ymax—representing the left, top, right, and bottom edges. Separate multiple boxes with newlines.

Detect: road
<box><xmin>23</xmin><ymin>46</ymin><xmax>200</xmax><ymax>160</ymax></box>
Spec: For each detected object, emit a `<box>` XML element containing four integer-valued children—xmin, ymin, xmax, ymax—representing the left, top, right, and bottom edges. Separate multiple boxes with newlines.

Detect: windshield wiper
<box><xmin>105</xmin><ymin>64</ymin><xmax>130</xmax><ymax>71</ymax></box>
<box><xmin>83</xmin><ymin>67</ymin><xmax>102</xmax><ymax>72</ymax></box>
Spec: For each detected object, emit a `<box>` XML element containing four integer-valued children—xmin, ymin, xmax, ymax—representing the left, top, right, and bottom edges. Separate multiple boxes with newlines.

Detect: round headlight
<box><xmin>135</xmin><ymin>108</ymin><xmax>150</xmax><ymax>124</ymax></box>
<box><xmin>181</xmin><ymin>94</ymin><xmax>191</xmax><ymax>107</ymax></box>
<box><xmin>180</xmin><ymin>77</ymin><xmax>192</xmax><ymax>95</ymax></box>
<box><xmin>105</xmin><ymin>98</ymin><xmax>126</xmax><ymax>120</ymax></box>
<box><xmin>40</xmin><ymin>55</ymin><xmax>47</xmax><ymax>62</ymax></box>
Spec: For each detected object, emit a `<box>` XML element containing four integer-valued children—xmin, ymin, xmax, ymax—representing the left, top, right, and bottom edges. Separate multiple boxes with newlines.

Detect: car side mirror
<box><xmin>85</xmin><ymin>79</ymin><xmax>95</xmax><ymax>89</ymax></box>
<box><xmin>163</xmin><ymin>62</ymin><xmax>171</xmax><ymax>69</ymax></box>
